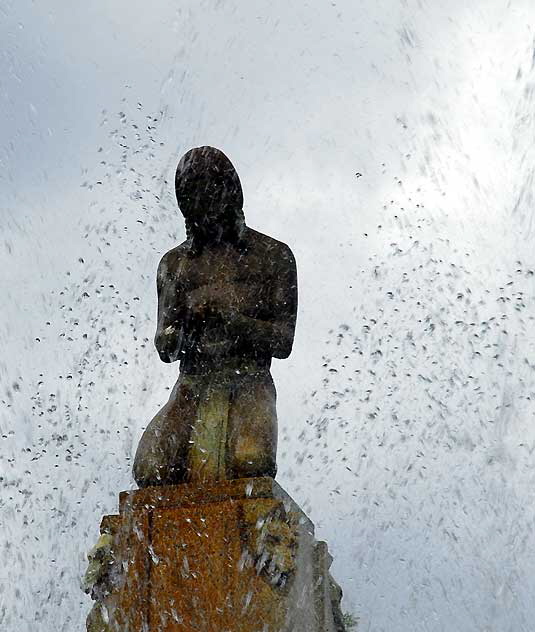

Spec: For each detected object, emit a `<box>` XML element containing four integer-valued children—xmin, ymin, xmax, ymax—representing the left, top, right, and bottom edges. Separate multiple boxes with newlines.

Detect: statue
<box><xmin>133</xmin><ymin>146</ymin><xmax>298</xmax><ymax>487</ymax></box>
<box><xmin>84</xmin><ymin>146</ymin><xmax>348</xmax><ymax>632</ymax></box>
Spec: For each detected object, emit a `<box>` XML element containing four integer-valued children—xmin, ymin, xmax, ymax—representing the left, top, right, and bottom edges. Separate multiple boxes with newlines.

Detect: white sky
<box><xmin>2</xmin><ymin>1</ymin><xmax>535</xmax><ymax>630</ymax></box>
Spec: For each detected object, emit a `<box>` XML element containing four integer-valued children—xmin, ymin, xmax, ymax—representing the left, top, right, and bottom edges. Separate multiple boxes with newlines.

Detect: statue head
<box><xmin>175</xmin><ymin>146</ymin><xmax>244</xmax><ymax>244</ymax></box>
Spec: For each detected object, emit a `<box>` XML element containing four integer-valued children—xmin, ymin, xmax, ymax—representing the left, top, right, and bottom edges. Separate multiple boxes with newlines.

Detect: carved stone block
<box><xmin>84</xmin><ymin>478</ymin><xmax>345</xmax><ymax>631</ymax></box>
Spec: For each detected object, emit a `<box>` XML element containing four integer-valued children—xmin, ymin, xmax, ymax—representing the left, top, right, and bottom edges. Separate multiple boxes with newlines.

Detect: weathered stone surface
<box><xmin>84</xmin><ymin>478</ymin><xmax>345</xmax><ymax>631</ymax></box>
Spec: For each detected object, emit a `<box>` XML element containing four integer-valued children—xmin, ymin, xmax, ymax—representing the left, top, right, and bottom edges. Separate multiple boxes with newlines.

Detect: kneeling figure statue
<box><xmin>133</xmin><ymin>146</ymin><xmax>298</xmax><ymax>487</ymax></box>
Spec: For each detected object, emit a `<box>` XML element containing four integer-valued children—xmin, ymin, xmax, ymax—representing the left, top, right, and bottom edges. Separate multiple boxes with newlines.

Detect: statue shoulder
<box><xmin>244</xmin><ymin>227</ymin><xmax>296</xmax><ymax>267</ymax></box>
<box><xmin>157</xmin><ymin>240</ymin><xmax>190</xmax><ymax>278</ymax></box>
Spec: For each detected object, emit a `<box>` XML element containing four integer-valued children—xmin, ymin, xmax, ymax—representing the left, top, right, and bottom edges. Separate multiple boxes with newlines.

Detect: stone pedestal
<box><xmin>86</xmin><ymin>478</ymin><xmax>345</xmax><ymax>632</ymax></box>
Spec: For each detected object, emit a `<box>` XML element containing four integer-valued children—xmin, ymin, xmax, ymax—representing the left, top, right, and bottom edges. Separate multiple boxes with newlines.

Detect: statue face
<box><xmin>175</xmin><ymin>146</ymin><xmax>243</xmax><ymax>241</ymax></box>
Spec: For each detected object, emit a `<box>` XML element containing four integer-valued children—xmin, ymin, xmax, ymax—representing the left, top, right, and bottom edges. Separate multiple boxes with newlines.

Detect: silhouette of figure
<box><xmin>133</xmin><ymin>147</ymin><xmax>297</xmax><ymax>487</ymax></box>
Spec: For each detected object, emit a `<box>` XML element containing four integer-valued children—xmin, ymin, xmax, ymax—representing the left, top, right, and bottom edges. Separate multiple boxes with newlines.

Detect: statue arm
<box><xmin>223</xmin><ymin>244</ymin><xmax>297</xmax><ymax>359</ymax></box>
<box><xmin>267</xmin><ymin>244</ymin><xmax>297</xmax><ymax>358</ymax></box>
<box><xmin>154</xmin><ymin>253</ymin><xmax>187</xmax><ymax>363</ymax></box>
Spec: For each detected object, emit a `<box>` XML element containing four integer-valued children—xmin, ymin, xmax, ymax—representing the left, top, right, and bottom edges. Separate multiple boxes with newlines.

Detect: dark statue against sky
<box><xmin>133</xmin><ymin>146</ymin><xmax>298</xmax><ymax>487</ymax></box>
<box><xmin>87</xmin><ymin>148</ymin><xmax>345</xmax><ymax>632</ymax></box>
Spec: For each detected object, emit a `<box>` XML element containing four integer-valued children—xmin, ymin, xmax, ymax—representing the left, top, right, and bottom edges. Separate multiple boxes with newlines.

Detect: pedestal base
<box><xmin>86</xmin><ymin>478</ymin><xmax>345</xmax><ymax>632</ymax></box>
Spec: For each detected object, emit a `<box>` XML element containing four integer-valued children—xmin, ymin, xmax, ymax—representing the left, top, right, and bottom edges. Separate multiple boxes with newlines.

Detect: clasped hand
<box><xmin>186</xmin><ymin>284</ymin><xmax>238</xmax><ymax>319</ymax></box>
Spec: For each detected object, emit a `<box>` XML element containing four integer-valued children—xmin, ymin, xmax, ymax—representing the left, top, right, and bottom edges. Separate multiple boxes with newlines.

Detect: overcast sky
<box><xmin>2</xmin><ymin>1</ymin><xmax>535</xmax><ymax>630</ymax></box>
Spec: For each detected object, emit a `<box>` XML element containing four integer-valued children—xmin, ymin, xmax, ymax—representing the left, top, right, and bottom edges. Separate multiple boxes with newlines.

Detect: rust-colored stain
<box><xmin>97</xmin><ymin>478</ymin><xmax>292</xmax><ymax>631</ymax></box>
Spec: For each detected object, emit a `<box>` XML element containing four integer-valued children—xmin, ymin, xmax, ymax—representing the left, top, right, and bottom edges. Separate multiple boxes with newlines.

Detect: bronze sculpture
<box><xmin>133</xmin><ymin>146</ymin><xmax>298</xmax><ymax>487</ymax></box>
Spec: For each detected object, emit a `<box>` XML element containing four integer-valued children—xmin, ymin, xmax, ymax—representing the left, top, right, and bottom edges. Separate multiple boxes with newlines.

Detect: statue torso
<box><xmin>162</xmin><ymin>227</ymin><xmax>289</xmax><ymax>372</ymax></box>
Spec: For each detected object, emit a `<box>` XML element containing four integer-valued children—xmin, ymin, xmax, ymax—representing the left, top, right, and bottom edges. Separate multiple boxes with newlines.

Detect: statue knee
<box><xmin>227</xmin><ymin>436</ymin><xmax>277</xmax><ymax>479</ymax></box>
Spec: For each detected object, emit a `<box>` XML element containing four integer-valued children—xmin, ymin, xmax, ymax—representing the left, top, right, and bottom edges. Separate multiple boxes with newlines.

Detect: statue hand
<box><xmin>186</xmin><ymin>286</ymin><xmax>212</xmax><ymax>317</ymax></box>
<box><xmin>187</xmin><ymin>285</ymin><xmax>237</xmax><ymax>318</ymax></box>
